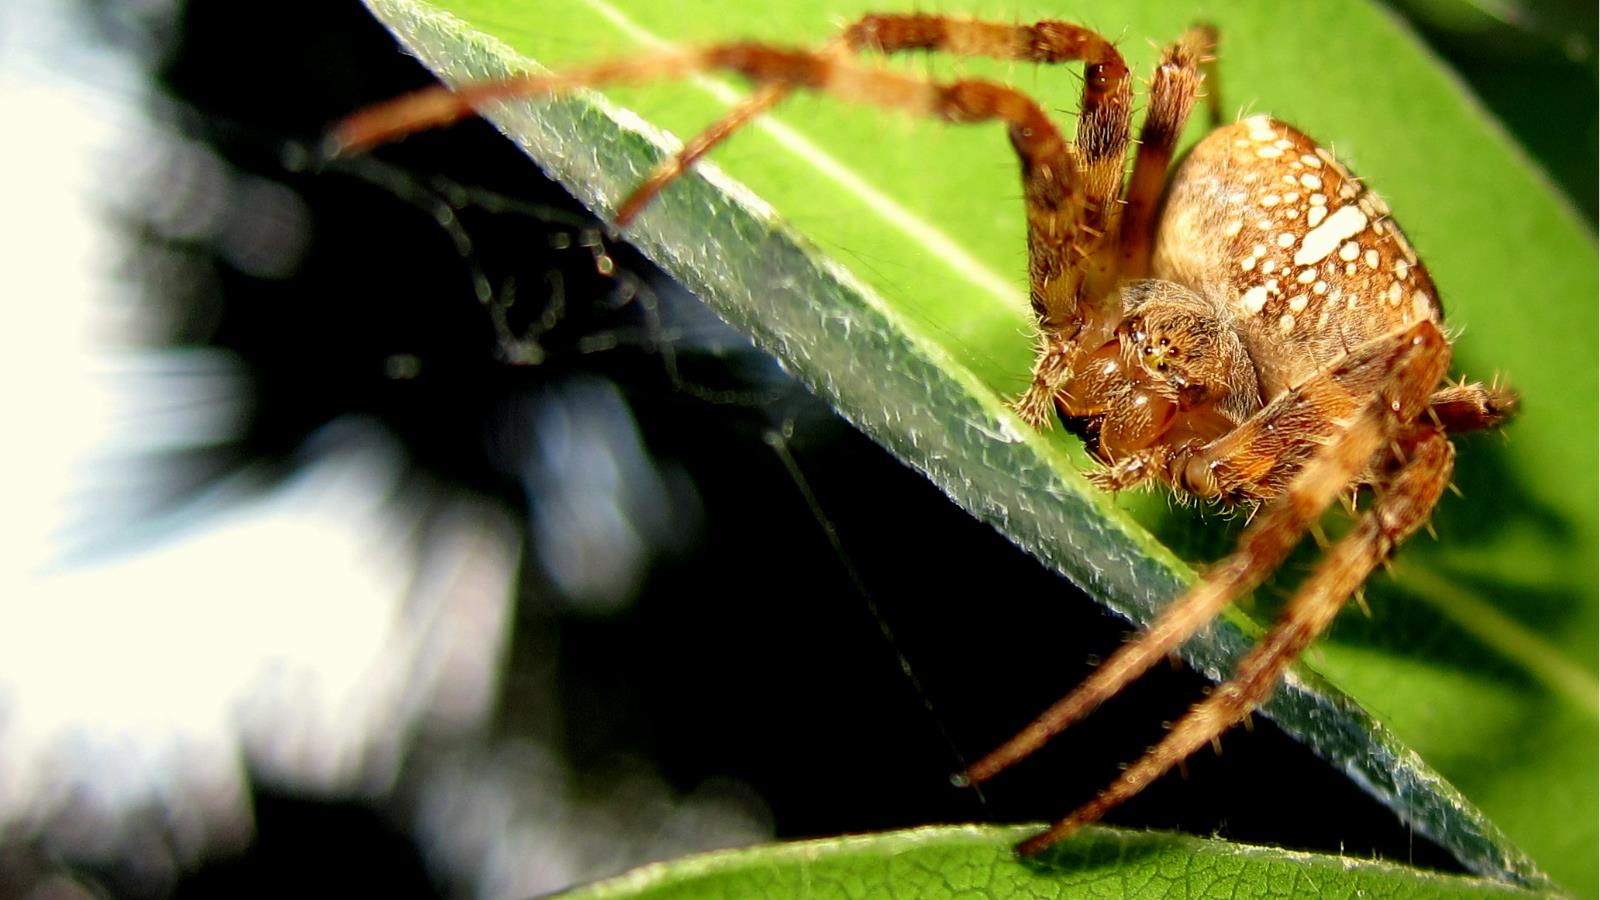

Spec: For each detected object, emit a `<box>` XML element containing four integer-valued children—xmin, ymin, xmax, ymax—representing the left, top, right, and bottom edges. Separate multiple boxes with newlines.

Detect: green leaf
<box><xmin>1387</xmin><ymin>0</ymin><xmax>1597</xmax><ymax>59</ymax></box>
<box><xmin>353</xmin><ymin>0</ymin><xmax>1597</xmax><ymax>893</ymax></box>
<box><xmin>557</xmin><ymin>825</ymin><xmax>1548</xmax><ymax>899</ymax></box>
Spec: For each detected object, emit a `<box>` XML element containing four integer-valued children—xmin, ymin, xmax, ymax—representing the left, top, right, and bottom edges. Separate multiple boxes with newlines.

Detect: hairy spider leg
<box><xmin>827</xmin><ymin>14</ymin><xmax>1138</xmax><ymax>428</ymax></box>
<box><xmin>831</xmin><ymin>15</ymin><xmax>1139</xmax><ymax>427</ymax></box>
<box><xmin>335</xmin><ymin>34</ymin><xmax>1123</xmax><ymax>426</ymax></box>
<box><xmin>962</xmin><ymin>320</ymin><xmax>1451</xmax><ymax>793</ymax></box>
<box><xmin>1022</xmin><ymin>412</ymin><xmax>1454</xmax><ymax>853</ymax></box>
<box><xmin>1116</xmin><ymin>25</ymin><xmax>1216</xmax><ymax>281</ymax></box>
<box><xmin>615</xmin><ymin>81</ymin><xmax>791</xmax><ymax>227</ymax></box>
<box><xmin>982</xmin><ymin>320</ymin><xmax>1452</xmax><ymax>852</ymax></box>
<box><xmin>1106</xmin><ymin>330</ymin><xmax>1509</xmax><ymax>504</ymax></box>
<box><xmin>622</xmin><ymin>13</ymin><xmax>1137</xmax><ymax>235</ymax></box>
<box><xmin>339</xmin><ymin>43</ymin><xmax>1098</xmax><ymax>296</ymax></box>
<box><xmin>333</xmin><ymin>53</ymin><xmax>716</xmax><ymax>151</ymax></box>
<box><xmin>1428</xmin><ymin>381</ymin><xmax>1517</xmax><ymax>433</ymax></box>
<box><xmin>836</xmin><ymin>14</ymin><xmax>1130</xmax><ymax>282</ymax></box>
<box><xmin>332</xmin><ymin>18</ymin><xmax>1150</xmax><ymax>429</ymax></box>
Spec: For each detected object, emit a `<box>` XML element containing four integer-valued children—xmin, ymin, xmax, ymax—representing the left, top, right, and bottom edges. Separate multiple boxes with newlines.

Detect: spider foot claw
<box><xmin>1087</xmin><ymin>455</ymin><xmax>1151</xmax><ymax>492</ymax></box>
<box><xmin>1010</xmin><ymin>386</ymin><xmax>1057</xmax><ymax>430</ymax></box>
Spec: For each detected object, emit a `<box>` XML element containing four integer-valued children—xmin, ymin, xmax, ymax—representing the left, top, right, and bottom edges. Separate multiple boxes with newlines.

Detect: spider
<box><xmin>335</xmin><ymin>14</ymin><xmax>1517</xmax><ymax>855</ymax></box>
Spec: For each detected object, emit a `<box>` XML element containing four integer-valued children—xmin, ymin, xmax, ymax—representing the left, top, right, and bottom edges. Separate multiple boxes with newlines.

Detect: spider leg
<box><xmin>836</xmin><ymin>15</ymin><xmax>1141</xmax><ymax>426</ymax></box>
<box><xmin>333</xmin><ymin>52</ymin><xmax>727</xmax><ymax>152</ymax></box>
<box><xmin>337</xmin><ymin>42</ymin><xmax>1113</xmax><ymax>427</ymax></box>
<box><xmin>336</xmin><ymin>45</ymin><xmax>1085</xmax><ymax>296</ymax></box>
<box><xmin>1177</xmin><ymin>322</ymin><xmax>1460</xmax><ymax>502</ymax></box>
<box><xmin>614</xmin><ymin>81</ymin><xmax>791</xmax><ymax>227</ymax></box>
<box><xmin>619</xmin><ymin>13</ymin><xmax>1139</xmax><ymax>237</ymax></box>
<box><xmin>840</xmin><ymin>15</ymin><xmax>1130</xmax><ymax>243</ymax></box>
<box><xmin>1117</xmin><ymin>25</ymin><xmax>1215</xmax><ymax>281</ymax></box>
<box><xmin>1428</xmin><ymin>381</ymin><xmax>1517</xmax><ymax>433</ymax></box>
<box><xmin>823</xmin><ymin>14</ymin><xmax>1141</xmax><ymax>427</ymax></box>
<box><xmin>331</xmin><ymin>21</ymin><xmax>1138</xmax><ymax>427</ymax></box>
<box><xmin>961</xmin><ymin>319</ymin><xmax>1450</xmax><ymax>786</ymax></box>
<box><xmin>1018</xmin><ymin>422</ymin><xmax>1454</xmax><ymax>854</ymax></box>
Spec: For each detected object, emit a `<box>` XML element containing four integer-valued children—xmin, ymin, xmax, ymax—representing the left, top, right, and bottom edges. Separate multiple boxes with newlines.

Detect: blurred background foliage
<box><xmin>0</xmin><ymin>0</ymin><xmax>1591</xmax><ymax>897</ymax></box>
<box><xmin>1394</xmin><ymin>0</ymin><xmax>1595</xmax><ymax>223</ymax></box>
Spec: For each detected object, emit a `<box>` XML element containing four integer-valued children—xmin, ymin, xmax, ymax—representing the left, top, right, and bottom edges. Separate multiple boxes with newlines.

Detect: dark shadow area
<box><xmin>171</xmin><ymin>791</ymin><xmax>436</xmax><ymax>900</ymax></box>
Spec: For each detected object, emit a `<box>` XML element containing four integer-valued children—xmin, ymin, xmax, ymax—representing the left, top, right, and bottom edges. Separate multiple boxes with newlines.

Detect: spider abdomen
<box><xmin>1151</xmin><ymin>115</ymin><xmax>1441</xmax><ymax>400</ymax></box>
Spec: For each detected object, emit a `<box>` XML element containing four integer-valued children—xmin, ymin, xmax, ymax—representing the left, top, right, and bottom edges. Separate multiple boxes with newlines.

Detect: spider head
<box><xmin>1059</xmin><ymin>281</ymin><xmax>1262</xmax><ymax>462</ymax></box>
<box><xmin>1116</xmin><ymin>281</ymin><xmax>1261</xmax><ymax>423</ymax></box>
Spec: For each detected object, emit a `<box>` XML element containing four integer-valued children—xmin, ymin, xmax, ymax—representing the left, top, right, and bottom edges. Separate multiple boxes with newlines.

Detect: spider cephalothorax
<box><xmin>337</xmin><ymin>13</ymin><xmax>1516</xmax><ymax>855</ymax></box>
<box><xmin>1059</xmin><ymin>278</ymin><xmax>1261</xmax><ymax>477</ymax></box>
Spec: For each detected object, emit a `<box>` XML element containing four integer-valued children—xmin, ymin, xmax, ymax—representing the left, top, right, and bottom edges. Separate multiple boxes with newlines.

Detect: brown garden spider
<box><xmin>337</xmin><ymin>13</ymin><xmax>1516</xmax><ymax>854</ymax></box>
